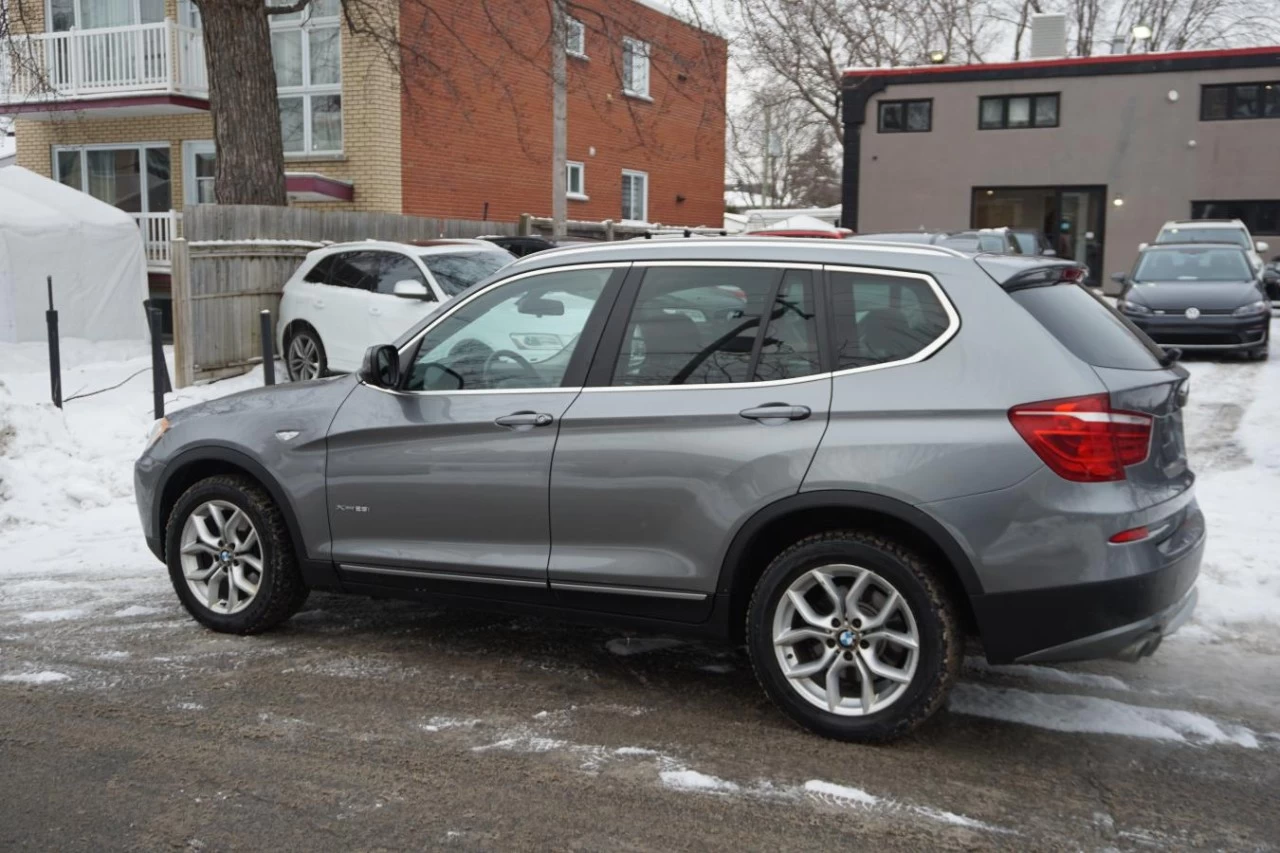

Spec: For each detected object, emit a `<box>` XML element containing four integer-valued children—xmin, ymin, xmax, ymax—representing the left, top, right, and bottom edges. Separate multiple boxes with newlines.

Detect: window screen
<box><xmin>829</xmin><ymin>271</ymin><xmax>951</xmax><ymax>369</ymax></box>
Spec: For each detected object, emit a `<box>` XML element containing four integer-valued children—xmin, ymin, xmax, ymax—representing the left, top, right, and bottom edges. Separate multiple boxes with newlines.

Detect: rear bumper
<box><xmin>970</xmin><ymin>507</ymin><xmax>1205</xmax><ymax>664</ymax></box>
<box><xmin>1128</xmin><ymin>313</ymin><xmax>1268</xmax><ymax>350</ymax></box>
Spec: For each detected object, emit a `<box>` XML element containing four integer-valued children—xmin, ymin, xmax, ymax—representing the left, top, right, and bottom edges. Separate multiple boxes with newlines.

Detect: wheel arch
<box><xmin>715</xmin><ymin>490</ymin><xmax>982</xmax><ymax>643</ymax></box>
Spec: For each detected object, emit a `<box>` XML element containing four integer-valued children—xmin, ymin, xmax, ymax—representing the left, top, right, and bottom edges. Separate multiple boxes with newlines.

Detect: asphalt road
<box><xmin>2</xmin><ymin>358</ymin><xmax>1278</xmax><ymax>852</ymax></box>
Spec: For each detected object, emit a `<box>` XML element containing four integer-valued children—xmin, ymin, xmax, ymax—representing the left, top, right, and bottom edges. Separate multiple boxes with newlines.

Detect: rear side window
<box><xmin>828</xmin><ymin>271</ymin><xmax>952</xmax><ymax>370</ymax></box>
<box><xmin>303</xmin><ymin>255</ymin><xmax>334</xmax><ymax>283</ymax></box>
<box><xmin>1011</xmin><ymin>284</ymin><xmax>1164</xmax><ymax>370</ymax></box>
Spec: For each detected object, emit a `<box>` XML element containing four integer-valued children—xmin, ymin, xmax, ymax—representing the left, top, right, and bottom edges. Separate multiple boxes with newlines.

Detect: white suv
<box><xmin>278</xmin><ymin>240</ymin><xmax>514</xmax><ymax>380</ymax></box>
<box><xmin>1152</xmin><ymin>220</ymin><xmax>1269</xmax><ymax>274</ymax></box>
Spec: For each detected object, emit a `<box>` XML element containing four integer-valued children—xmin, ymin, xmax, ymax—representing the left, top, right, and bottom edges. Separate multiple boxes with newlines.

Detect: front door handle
<box><xmin>739</xmin><ymin>403</ymin><xmax>811</xmax><ymax>422</ymax></box>
<box><xmin>495</xmin><ymin>411</ymin><xmax>554</xmax><ymax>429</ymax></box>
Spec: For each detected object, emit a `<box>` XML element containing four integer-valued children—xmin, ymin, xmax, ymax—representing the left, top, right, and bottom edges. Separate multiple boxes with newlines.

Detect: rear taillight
<box><xmin>1009</xmin><ymin>393</ymin><xmax>1152</xmax><ymax>482</ymax></box>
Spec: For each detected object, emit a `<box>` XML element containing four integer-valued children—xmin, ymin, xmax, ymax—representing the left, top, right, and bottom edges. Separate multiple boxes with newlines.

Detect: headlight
<box><xmin>1232</xmin><ymin>300</ymin><xmax>1270</xmax><ymax>317</ymax></box>
<box><xmin>144</xmin><ymin>417</ymin><xmax>170</xmax><ymax>451</ymax></box>
<box><xmin>1118</xmin><ymin>300</ymin><xmax>1151</xmax><ymax>315</ymax></box>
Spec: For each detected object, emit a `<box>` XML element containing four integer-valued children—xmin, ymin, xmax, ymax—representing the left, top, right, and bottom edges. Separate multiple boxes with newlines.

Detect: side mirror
<box><xmin>1257</xmin><ymin>241</ymin><xmax>1270</xmax><ymax>252</ymax></box>
<box><xmin>359</xmin><ymin>344</ymin><xmax>401</xmax><ymax>389</ymax></box>
<box><xmin>1138</xmin><ymin>242</ymin><xmax>1149</xmax><ymax>250</ymax></box>
<box><xmin>1110</xmin><ymin>272</ymin><xmax>1127</xmax><ymax>284</ymax></box>
<box><xmin>393</xmin><ymin>280</ymin><xmax>430</xmax><ymax>300</ymax></box>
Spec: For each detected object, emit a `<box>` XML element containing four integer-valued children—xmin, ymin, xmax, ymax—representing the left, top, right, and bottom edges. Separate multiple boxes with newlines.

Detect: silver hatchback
<box><xmin>135</xmin><ymin>238</ymin><xmax>1204</xmax><ymax>742</ymax></box>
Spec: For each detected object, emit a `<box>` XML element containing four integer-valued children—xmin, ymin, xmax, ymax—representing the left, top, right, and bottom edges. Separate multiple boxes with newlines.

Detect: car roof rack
<box><xmin>641</xmin><ymin>227</ymin><xmax>731</xmax><ymax>239</ymax></box>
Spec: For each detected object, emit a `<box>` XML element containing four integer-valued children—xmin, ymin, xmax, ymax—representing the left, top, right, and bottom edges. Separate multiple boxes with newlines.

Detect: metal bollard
<box><xmin>260</xmin><ymin>309</ymin><xmax>275</xmax><ymax>386</ymax></box>
<box><xmin>46</xmin><ymin>276</ymin><xmax>61</xmax><ymax>408</ymax></box>
<box><xmin>147</xmin><ymin>305</ymin><xmax>166</xmax><ymax>420</ymax></box>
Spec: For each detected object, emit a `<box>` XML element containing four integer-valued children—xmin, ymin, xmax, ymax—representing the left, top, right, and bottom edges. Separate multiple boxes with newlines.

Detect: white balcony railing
<box><xmin>0</xmin><ymin>21</ymin><xmax>207</xmax><ymax>105</ymax></box>
<box><xmin>133</xmin><ymin>211</ymin><xmax>182</xmax><ymax>270</ymax></box>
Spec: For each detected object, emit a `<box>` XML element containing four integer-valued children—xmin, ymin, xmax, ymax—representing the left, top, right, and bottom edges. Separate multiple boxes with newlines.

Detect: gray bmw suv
<box><xmin>135</xmin><ymin>238</ymin><xmax>1204</xmax><ymax>742</ymax></box>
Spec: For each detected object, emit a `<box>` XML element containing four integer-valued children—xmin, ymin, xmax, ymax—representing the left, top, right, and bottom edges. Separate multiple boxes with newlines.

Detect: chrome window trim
<box><xmin>824</xmin><ymin>264</ymin><xmax>962</xmax><ymax>379</ymax></box>
<box><xmin>550</xmin><ymin>581</ymin><xmax>708</xmax><ymax>601</ymax></box>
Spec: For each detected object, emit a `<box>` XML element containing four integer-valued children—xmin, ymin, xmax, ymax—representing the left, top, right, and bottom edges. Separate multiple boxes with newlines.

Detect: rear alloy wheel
<box><xmin>286</xmin><ymin>328</ymin><xmax>327</xmax><ymax>381</ymax></box>
<box><xmin>747</xmin><ymin>531</ymin><xmax>961</xmax><ymax>742</ymax></box>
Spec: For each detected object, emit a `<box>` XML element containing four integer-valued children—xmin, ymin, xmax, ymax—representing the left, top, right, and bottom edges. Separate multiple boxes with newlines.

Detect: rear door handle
<box><xmin>739</xmin><ymin>403</ymin><xmax>811</xmax><ymax>422</ymax></box>
<box><xmin>495</xmin><ymin>411</ymin><xmax>554</xmax><ymax>429</ymax></box>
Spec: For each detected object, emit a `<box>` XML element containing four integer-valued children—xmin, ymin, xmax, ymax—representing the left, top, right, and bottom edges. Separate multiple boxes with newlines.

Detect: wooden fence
<box><xmin>171</xmin><ymin>205</ymin><xmax>518</xmax><ymax>385</ymax></box>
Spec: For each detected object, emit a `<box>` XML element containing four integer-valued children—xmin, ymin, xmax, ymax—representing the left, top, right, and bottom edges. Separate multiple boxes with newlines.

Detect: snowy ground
<box><xmin>1</xmin><ymin>332</ymin><xmax>1279</xmax><ymax>850</ymax></box>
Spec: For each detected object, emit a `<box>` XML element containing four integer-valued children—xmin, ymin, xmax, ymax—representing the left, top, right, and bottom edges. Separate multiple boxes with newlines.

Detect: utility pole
<box><xmin>551</xmin><ymin>0</ymin><xmax>568</xmax><ymax>239</ymax></box>
<box><xmin>762</xmin><ymin>100</ymin><xmax>772</xmax><ymax>207</ymax></box>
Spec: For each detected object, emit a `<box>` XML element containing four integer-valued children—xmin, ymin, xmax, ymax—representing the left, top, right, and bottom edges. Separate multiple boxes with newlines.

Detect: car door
<box><xmin>367</xmin><ymin>251</ymin><xmax>440</xmax><ymax>344</ymax></box>
<box><xmin>546</xmin><ymin>263</ymin><xmax>832</xmax><ymax>619</ymax></box>
<box><xmin>315</xmin><ymin>250</ymin><xmax>380</xmax><ymax>371</ymax></box>
<box><xmin>325</xmin><ymin>263</ymin><xmax>625</xmax><ymax>593</ymax></box>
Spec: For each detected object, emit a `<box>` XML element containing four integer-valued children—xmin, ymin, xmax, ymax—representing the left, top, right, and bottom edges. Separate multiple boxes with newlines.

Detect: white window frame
<box><xmin>621</xmin><ymin>169</ymin><xmax>648</xmax><ymax>222</ymax></box>
<box><xmin>183</xmin><ymin>139</ymin><xmax>216</xmax><ymax>205</ymax></box>
<box><xmin>270</xmin><ymin>0</ymin><xmax>343</xmax><ymax>157</ymax></box>
<box><xmin>621</xmin><ymin>37</ymin><xmax>650</xmax><ymax>99</ymax></box>
<box><xmin>53</xmin><ymin>141</ymin><xmax>171</xmax><ymax>214</ymax></box>
<box><xmin>566</xmin><ymin>17</ymin><xmax>587</xmax><ymax>59</ymax></box>
<box><xmin>45</xmin><ymin>0</ymin><xmax>165</xmax><ymax>32</ymax></box>
<box><xmin>566</xmin><ymin>161</ymin><xmax>586</xmax><ymax>201</ymax></box>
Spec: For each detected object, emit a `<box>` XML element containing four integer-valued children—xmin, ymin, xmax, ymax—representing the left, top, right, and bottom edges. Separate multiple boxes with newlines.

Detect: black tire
<box><xmin>165</xmin><ymin>475</ymin><xmax>309</xmax><ymax>634</ymax></box>
<box><xmin>284</xmin><ymin>324</ymin><xmax>329</xmax><ymax>381</ymax></box>
<box><xmin>746</xmin><ymin>530</ymin><xmax>962</xmax><ymax>743</ymax></box>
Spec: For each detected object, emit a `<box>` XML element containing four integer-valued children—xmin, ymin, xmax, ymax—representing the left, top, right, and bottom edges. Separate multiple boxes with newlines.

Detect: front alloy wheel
<box><xmin>179</xmin><ymin>499</ymin><xmax>264</xmax><ymax>615</ymax></box>
<box><xmin>286</xmin><ymin>331</ymin><xmax>325</xmax><ymax>381</ymax></box>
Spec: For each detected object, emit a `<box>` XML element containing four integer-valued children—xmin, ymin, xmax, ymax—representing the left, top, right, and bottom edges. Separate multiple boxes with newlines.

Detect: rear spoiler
<box><xmin>975</xmin><ymin>256</ymin><xmax>1088</xmax><ymax>291</ymax></box>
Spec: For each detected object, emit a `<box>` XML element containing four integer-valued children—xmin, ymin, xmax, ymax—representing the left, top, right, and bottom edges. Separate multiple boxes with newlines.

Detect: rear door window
<box><xmin>828</xmin><ymin>270</ymin><xmax>952</xmax><ymax>369</ymax></box>
<box><xmin>327</xmin><ymin>251</ymin><xmax>380</xmax><ymax>290</ymax></box>
<box><xmin>1011</xmin><ymin>284</ymin><xmax>1165</xmax><ymax>370</ymax></box>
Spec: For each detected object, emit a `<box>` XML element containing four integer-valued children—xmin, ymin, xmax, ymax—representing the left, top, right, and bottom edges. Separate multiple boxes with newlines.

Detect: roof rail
<box><xmin>642</xmin><ymin>227</ymin><xmax>731</xmax><ymax>239</ymax></box>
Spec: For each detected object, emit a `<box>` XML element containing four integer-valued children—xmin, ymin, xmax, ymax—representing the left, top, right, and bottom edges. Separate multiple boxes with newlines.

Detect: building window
<box><xmin>271</xmin><ymin>0</ymin><xmax>342</xmax><ymax>155</ymax></box>
<box><xmin>1191</xmin><ymin>200</ymin><xmax>1280</xmax><ymax>235</ymax></box>
<box><xmin>566</xmin><ymin>17</ymin><xmax>586</xmax><ymax>58</ymax></box>
<box><xmin>621</xmin><ymin>169</ymin><xmax>648</xmax><ymax>222</ymax></box>
<box><xmin>979</xmin><ymin>93</ymin><xmax>1059</xmax><ymax>129</ymax></box>
<box><xmin>54</xmin><ymin>143</ymin><xmax>171</xmax><ymax>214</ymax></box>
<box><xmin>622</xmin><ymin>37</ymin><xmax>650</xmax><ymax>98</ymax></box>
<box><xmin>1200</xmin><ymin>82</ymin><xmax>1280</xmax><ymax>121</ymax></box>
<box><xmin>878</xmin><ymin>99</ymin><xmax>932</xmax><ymax>133</ymax></box>
<box><xmin>567</xmin><ymin>161</ymin><xmax>586</xmax><ymax>200</ymax></box>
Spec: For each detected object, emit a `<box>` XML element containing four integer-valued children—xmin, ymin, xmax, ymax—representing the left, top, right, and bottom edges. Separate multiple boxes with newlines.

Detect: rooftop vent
<box><xmin>1029</xmin><ymin>13</ymin><xmax>1067</xmax><ymax>59</ymax></box>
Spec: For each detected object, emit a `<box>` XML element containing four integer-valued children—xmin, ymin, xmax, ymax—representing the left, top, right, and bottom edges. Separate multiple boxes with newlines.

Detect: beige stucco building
<box><xmin>841</xmin><ymin>47</ymin><xmax>1280</xmax><ymax>287</ymax></box>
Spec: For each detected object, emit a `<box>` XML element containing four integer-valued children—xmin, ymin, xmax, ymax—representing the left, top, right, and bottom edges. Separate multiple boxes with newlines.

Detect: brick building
<box><xmin>0</xmin><ymin>0</ymin><xmax>726</xmax><ymax>280</ymax></box>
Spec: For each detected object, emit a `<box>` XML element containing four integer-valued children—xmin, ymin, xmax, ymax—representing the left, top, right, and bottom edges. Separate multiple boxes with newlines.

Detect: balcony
<box><xmin>133</xmin><ymin>211</ymin><xmax>182</xmax><ymax>271</ymax></box>
<box><xmin>0</xmin><ymin>21</ymin><xmax>208</xmax><ymax>118</ymax></box>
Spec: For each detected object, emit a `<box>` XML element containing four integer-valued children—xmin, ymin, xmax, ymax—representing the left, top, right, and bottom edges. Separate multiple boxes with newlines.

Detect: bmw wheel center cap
<box><xmin>838</xmin><ymin>629</ymin><xmax>856</xmax><ymax>648</ymax></box>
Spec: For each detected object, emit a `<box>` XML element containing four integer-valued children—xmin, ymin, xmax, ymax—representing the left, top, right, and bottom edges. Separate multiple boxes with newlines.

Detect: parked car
<box><xmin>139</xmin><ymin>237</ymin><xmax>1202</xmax><ymax>743</ymax></box>
<box><xmin>481</xmin><ymin>235</ymin><xmax>606</xmax><ymax>258</ymax></box>
<box><xmin>1113</xmin><ymin>242</ymin><xmax>1269</xmax><ymax>360</ymax></box>
<box><xmin>848</xmin><ymin>229</ymin><xmax>1024</xmax><ymax>254</ymax></box>
<box><xmin>277</xmin><ymin>239</ymin><xmax>515</xmax><ymax>380</ymax></box>
<box><xmin>1264</xmin><ymin>255</ymin><xmax>1280</xmax><ymax>301</ymax></box>
<box><xmin>1151</xmin><ymin>219</ymin><xmax>1269</xmax><ymax>275</ymax></box>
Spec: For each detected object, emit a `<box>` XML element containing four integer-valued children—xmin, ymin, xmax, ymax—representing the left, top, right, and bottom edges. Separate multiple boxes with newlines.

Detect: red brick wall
<box><xmin>399</xmin><ymin>0</ymin><xmax>726</xmax><ymax>228</ymax></box>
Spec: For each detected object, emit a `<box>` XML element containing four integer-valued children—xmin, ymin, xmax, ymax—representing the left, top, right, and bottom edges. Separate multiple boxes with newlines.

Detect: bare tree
<box><xmin>726</xmin><ymin>88</ymin><xmax>835</xmax><ymax>208</ymax></box>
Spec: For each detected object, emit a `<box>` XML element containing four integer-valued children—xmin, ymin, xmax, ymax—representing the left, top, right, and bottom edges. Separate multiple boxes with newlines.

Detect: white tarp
<box><xmin>0</xmin><ymin>166</ymin><xmax>148</xmax><ymax>343</ymax></box>
<box><xmin>746</xmin><ymin>213</ymin><xmax>842</xmax><ymax>234</ymax></box>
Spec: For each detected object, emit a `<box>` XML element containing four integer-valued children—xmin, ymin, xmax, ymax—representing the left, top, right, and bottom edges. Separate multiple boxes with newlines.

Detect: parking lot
<box><xmin>2</xmin><ymin>340</ymin><xmax>1279</xmax><ymax>851</ymax></box>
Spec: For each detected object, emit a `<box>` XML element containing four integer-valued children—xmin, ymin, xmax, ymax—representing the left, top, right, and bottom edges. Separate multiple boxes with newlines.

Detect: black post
<box><xmin>147</xmin><ymin>305</ymin><xmax>165</xmax><ymax>420</ymax></box>
<box><xmin>260</xmin><ymin>309</ymin><xmax>275</xmax><ymax>386</ymax></box>
<box><xmin>46</xmin><ymin>276</ymin><xmax>61</xmax><ymax>408</ymax></box>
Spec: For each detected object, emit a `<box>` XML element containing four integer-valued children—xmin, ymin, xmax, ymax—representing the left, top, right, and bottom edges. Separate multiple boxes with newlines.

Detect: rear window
<box><xmin>1011</xmin><ymin>284</ymin><xmax>1165</xmax><ymax>370</ymax></box>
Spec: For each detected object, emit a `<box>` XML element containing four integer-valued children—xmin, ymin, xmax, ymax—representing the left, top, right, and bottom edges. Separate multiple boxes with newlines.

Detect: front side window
<box><xmin>419</xmin><ymin>251</ymin><xmax>513</xmax><ymax>297</ymax></box>
<box><xmin>877</xmin><ymin>99</ymin><xmax>932</xmax><ymax>133</ymax></box>
<box><xmin>375</xmin><ymin>254</ymin><xmax>429</xmax><ymax>295</ymax></box>
<box><xmin>979</xmin><ymin>94</ymin><xmax>1059</xmax><ymax>129</ymax></box>
<box><xmin>405</xmin><ymin>268</ymin><xmax>613</xmax><ymax>391</ymax></box>
<box><xmin>1201</xmin><ymin>81</ymin><xmax>1280</xmax><ymax>121</ymax></box>
<box><xmin>621</xmin><ymin>170</ymin><xmax>648</xmax><ymax>221</ymax></box>
<box><xmin>622</xmin><ymin>37</ymin><xmax>650</xmax><ymax>97</ymax></box>
<box><xmin>271</xmin><ymin>0</ymin><xmax>342</xmax><ymax>155</ymax></box>
<box><xmin>828</xmin><ymin>271</ymin><xmax>951</xmax><ymax>370</ymax></box>
<box><xmin>611</xmin><ymin>267</ymin><xmax>821</xmax><ymax>387</ymax></box>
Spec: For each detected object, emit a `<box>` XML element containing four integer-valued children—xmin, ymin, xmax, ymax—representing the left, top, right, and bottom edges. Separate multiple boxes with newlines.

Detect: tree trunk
<box><xmin>199</xmin><ymin>0</ymin><xmax>287</xmax><ymax>205</ymax></box>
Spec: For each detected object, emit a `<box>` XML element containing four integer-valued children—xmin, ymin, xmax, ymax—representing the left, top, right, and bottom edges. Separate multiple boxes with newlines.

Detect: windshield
<box><xmin>1155</xmin><ymin>226</ymin><xmax>1250</xmax><ymax>249</ymax></box>
<box><xmin>420</xmin><ymin>251</ymin><xmax>513</xmax><ymax>297</ymax></box>
<box><xmin>1133</xmin><ymin>247</ymin><xmax>1253</xmax><ymax>282</ymax></box>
